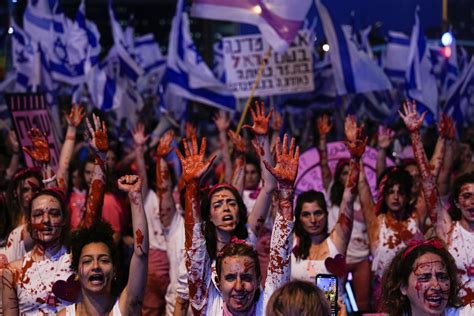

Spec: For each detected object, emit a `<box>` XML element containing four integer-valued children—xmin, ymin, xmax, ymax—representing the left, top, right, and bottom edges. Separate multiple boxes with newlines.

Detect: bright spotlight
<box><xmin>322</xmin><ymin>43</ymin><xmax>330</xmax><ymax>52</ymax></box>
<box><xmin>441</xmin><ymin>32</ymin><xmax>453</xmax><ymax>46</ymax></box>
<box><xmin>252</xmin><ymin>5</ymin><xmax>262</xmax><ymax>15</ymax></box>
<box><xmin>8</xmin><ymin>27</ymin><xmax>14</xmax><ymax>34</ymax></box>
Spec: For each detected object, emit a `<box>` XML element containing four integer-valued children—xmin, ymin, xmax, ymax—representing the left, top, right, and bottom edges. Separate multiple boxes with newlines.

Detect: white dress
<box><xmin>446</xmin><ymin>221</ymin><xmax>474</xmax><ymax>305</ymax></box>
<box><xmin>372</xmin><ymin>214</ymin><xmax>422</xmax><ymax>279</ymax></box>
<box><xmin>64</xmin><ymin>300</ymin><xmax>121</xmax><ymax>316</ymax></box>
<box><xmin>2</xmin><ymin>224</ymin><xmax>27</xmax><ymax>263</ymax></box>
<box><xmin>16</xmin><ymin>246</ymin><xmax>73</xmax><ymax>315</ymax></box>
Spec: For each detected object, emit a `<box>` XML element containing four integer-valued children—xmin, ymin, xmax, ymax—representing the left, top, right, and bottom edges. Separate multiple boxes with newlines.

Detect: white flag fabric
<box><xmin>163</xmin><ymin>0</ymin><xmax>235</xmax><ymax>111</ymax></box>
<box><xmin>315</xmin><ymin>0</ymin><xmax>392</xmax><ymax>95</ymax></box>
<box><xmin>76</xmin><ymin>0</ymin><xmax>101</xmax><ymax>73</ymax></box>
<box><xmin>405</xmin><ymin>7</ymin><xmax>439</xmax><ymax>122</ymax></box>
<box><xmin>11</xmin><ymin>20</ymin><xmax>41</xmax><ymax>92</ymax></box>
<box><xmin>384</xmin><ymin>31</ymin><xmax>410</xmax><ymax>84</ymax></box>
<box><xmin>134</xmin><ymin>34</ymin><xmax>166</xmax><ymax>77</ymax></box>
<box><xmin>191</xmin><ymin>0</ymin><xmax>312</xmax><ymax>52</ymax></box>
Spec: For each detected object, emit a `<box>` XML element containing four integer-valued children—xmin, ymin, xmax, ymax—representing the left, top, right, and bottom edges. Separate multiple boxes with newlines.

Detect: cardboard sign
<box><xmin>223</xmin><ymin>31</ymin><xmax>314</xmax><ymax>98</ymax></box>
<box><xmin>296</xmin><ymin>141</ymin><xmax>395</xmax><ymax>198</ymax></box>
<box><xmin>6</xmin><ymin>93</ymin><xmax>60</xmax><ymax>170</ymax></box>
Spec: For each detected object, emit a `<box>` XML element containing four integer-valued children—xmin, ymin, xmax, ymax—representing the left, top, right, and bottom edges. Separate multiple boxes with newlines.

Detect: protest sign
<box><xmin>223</xmin><ymin>31</ymin><xmax>314</xmax><ymax>98</ymax></box>
<box><xmin>295</xmin><ymin>141</ymin><xmax>395</xmax><ymax>198</ymax></box>
<box><xmin>6</xmin><ymin>93</ymin><xmax>60</xmax><ymax>170</ymax></box>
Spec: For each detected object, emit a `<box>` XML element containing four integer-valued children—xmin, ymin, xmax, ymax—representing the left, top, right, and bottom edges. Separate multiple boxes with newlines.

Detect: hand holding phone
<box><xmin>316</xmin><ymin>274</ymin><xmax>338</xmax><ymax>316</ymax></box>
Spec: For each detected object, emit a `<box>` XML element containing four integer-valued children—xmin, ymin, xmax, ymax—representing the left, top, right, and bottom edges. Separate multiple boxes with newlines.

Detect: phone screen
<box><xmin>316</xmin><ymin>274</ymin><xmax>338</xmax><ymax>316</ymax></box>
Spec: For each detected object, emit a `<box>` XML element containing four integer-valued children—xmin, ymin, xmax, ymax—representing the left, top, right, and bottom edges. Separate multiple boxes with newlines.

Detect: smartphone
<box><xmin>316</xmin><ymin>274</ymin><xmax>338</xmax><ymax>316</ymax></box>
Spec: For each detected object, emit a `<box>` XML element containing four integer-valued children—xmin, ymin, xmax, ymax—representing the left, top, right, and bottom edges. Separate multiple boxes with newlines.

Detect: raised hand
<box><xmin>85</xmin><ymin>114</ymin><xmax>109</xmax><ymax>153</ymax></box>
<box><xmin>227</xmin><ymin>130</ymin><xmax>247</xmax><ymax>154</ymax></box>
<box><xmin>377</xmin><ymin>125</ymin><xmax>394</xmax><ymax>149</ymax></box>
<box><xmin>156</xmin><ymin>130</ymin><xmax>174</xmax><ymax>157</ymax></box>
<box><xmin>175</xmin><ymin>135</ymin><xmax>216</xmax><ymax>183</ymax></box>
<box><xmin>23</xmin><ymin>128</ymin><xmax>50</xmax><ymax>163</ymax></box>
<box><xmin>213</xmin><ymin>111</ymin><xmax>231</xmax><ymax>132</ymax></box>
<box><xmin>185</xmin><ymin>122</ymin><xmax>197</xmax><ymax>140</ymax></box>
<box><xmin>316</xmin><ymin>114</ymin><xmax>332</xmax><ymax>136</ymax></box>
<box><xmin>270</xmin><ymin>109</ymin><xmax>283</xmax><ymax>132</ymax></box>
<box><xmin>263</xmin><ymin>133</ymin><xmax>299</xmax><ymax>188</ymax></box>
<box><xmin>118</xmin><ymin>174</ymin><xmax>142</xmax><ymax>193</ymax></box>
<box><xmin>132</xmin><ymin>122</ymin><xmax>150</xmax><ymax>147</ymax></box>
<box><xmin>65</xmin><ymin>104</ymin><xmax>86</xmax><ymax>127</ymax></box>
<box><xmin>438</xmin><ymin>113</ymin><xmax>456</xmax><ymax>140</ymax></box>
<box><xmin>242</xmin><ymin>101</ymin><xmax>273</xmax><ymax>135</ymax></box>
<box><xmin>399</xmin><ymin>100</ymin><xmax>426</xmax><ymax>132</ymax></box>
<box><xmin>344</xmin><ymin>116</ymin><xmax>367</xmax><ymax>159</ymax></box>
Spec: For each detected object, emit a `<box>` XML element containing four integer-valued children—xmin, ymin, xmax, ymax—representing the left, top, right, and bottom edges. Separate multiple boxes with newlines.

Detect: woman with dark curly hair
<box><xmin>381</xmin><ymin>238</ymin><xmax>472</xmax><ymax>316</ymax></box>
<box><xmin>58</xmin><ymin>174</ymin><xmax>148</xmax><ymax>316</ymax></box>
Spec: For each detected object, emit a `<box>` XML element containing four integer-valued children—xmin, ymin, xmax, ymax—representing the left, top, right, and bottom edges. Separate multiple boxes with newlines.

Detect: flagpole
<box><xmin>235</xmin><ymin>46</ymin><xmax>272</xmax><ymax>134</ymax></box>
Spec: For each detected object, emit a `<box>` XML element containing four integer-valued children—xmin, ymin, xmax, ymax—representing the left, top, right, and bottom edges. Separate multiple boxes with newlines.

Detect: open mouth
<box><xmin>425</xmin><ymin>295</ymin><xmax>443</xmax><ymax>308</ymax></box>
<box><xmin>89</xmin><ymin>274</ymin><xmax>105</xmax><ymax>284</ymax></box>
<box><xmin>222</xmin><ymin>215</ymin><xmax>234</xmax><ymax>222</ymax></box>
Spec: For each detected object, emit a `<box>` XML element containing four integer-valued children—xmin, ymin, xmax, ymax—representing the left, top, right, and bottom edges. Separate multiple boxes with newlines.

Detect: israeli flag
<box><xmin>315</xmin><ymin>0</ymin><xmax>392</xmax><ymax>95</ymax></box>
<box><xmin>76</xmin><ymin>0</ymin><xmax>101</xmax><ymax>72</ymax></box>
<box><xmin>163</xmin><ymin>0</ymin><xmax>236</xmax><ymax>111</ymax></box>
<box><xmin>444</xmin><ymin>57</ymin><xmax>474</xmax><ymax>130</ymax></box>
<box><xmin>405</xmin><ymin>7</ymin><xmax>438</xmax><ymax>123</ymax></box>
<box><xmin>23</xmin><ymin>0</ymin><xmax>89</xmax><ymax>85</ymax></box>
<box><xmin>384</xmin><ymin>31</ymin><xmax>410</xmax><ymax>84</ymax></box>
<box><xmin>134</xmin><ymin>34</ymin><xmax>166</xmax><ymax>77</ymax></box>
<box><xmin>11</xmin><ymin>20</ymin><xmax>41</xmax><ymax>92</ymax></box>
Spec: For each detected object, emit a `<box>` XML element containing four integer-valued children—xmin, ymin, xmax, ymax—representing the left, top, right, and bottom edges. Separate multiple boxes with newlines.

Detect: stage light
<box><xmin>252</xmin><ymin>5</ymin><xmax>262</xmax><ymax>15</ymax></box>
<box><xmin>8</xmin><ymin>27</ymin><xmax>14</xmax><ymax>34</ymax></box>
<box><xmin>441</xmin><ymin>31</ymin><xmax>453</xmax><ymax>46</ymax></box>
<box><xmin>322</xmin><ymin>43</ymin><xmax>330</xmax><ymax>52</ymax></box>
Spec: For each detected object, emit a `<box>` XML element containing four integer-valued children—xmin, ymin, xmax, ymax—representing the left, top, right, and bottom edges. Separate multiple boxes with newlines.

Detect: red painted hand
<box><xmin>242</xmin><ymin>101</ymin><xmax>272</xmax><ymax>135</ymax></box>
<box><xmin>263</xmin><ymin>133</ymin><xmax>299</xmax><ymax>187</ymax></box>
<box><xmin>86</xmin><ymin>114</ymin><xmax>109</xmax><ymax>153</ymax></box>
<box><xmin>118</xmin><ymin>175</ymin><xmax>142</xmax><ymax>193</ymax></box>
<box><xmin>270</xmin><ymin>109</ymin><xmax>283</xmax><ymax>131</ymax></box>
<box><xmin>156</xmin><ymin>130</ymin><xmax>174</xmax><ymax>157</ymax></box>
<box><xmin>316</xmin><ymin>114</ymin><xmax>332</xmax><ymax>136</ymax></box>
<box><xmin>65</xmin><ymin>104</ymin><xmax>86</xmax><ymax>127</ymax></box>
<box><xmin>175</xmin><ymin>135</ymin><xmax>216</xmax><ymax>183</ymax></box>
<box><xmin>184</xmin><ymin>122</ymin><xmax>197</xmax><ymax>140</ymax></box>
<box><xmin>23</xmin><ymin>128</ymin><xmax>50</xmax><ymax>163</ymax></box>
<box><xmin>438</xmin><ymin>113</ymin><xmax>456</xmax><ymax>140</ymax></box>
<box><xmin>227</xmin><ymin>130</ymin><xmax>247</xmax><ymax>154</ymax></box>
<box><xmin>399</xmin><ymin>100</ymin><xmax>426</xmax><ymax>132</ymax></box>
<box><xmin>344</xmin><ymin>116</ymin><xmax>367</xmax><ymax>159</ymax></box>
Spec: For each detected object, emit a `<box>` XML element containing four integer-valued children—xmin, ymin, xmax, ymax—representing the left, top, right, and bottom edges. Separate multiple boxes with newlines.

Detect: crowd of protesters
<box><xmin>0</xmin><ymin>99</ymin><xmax>473</xmax><ymax>316</ymax></box>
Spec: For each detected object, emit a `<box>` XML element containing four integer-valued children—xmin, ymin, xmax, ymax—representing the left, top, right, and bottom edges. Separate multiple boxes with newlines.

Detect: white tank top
<box><xmin>447</xmin><ymin>221</ymin><xmax>474</xmax><ymax>305</ymax></box>
<box><xmin>290</xmin><ymin>237</ymin><xmax>339</xmax><ymax>284</ymax></box>
<box><xmin>372</xmin><ymin>214</ymin><xmax>422</xmax><ymax>278</ymax></box>
<box><xmin>64</xmin><ymin>300</ymin><xmax>121</xmax><ymax>316</ymax></box>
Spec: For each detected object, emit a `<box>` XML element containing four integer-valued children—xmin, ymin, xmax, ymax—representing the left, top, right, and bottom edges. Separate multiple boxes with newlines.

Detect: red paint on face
<box><xmin>457</xmin><ymin>183</ymin><xmax>474</xmax><ymax>225</ymax></box>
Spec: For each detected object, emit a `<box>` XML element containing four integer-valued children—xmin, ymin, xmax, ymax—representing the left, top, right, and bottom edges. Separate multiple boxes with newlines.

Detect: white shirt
<box><xmin>143</xmin><ymin>190</ymin><xmax>167</xmax><ymax>251</ymax></box>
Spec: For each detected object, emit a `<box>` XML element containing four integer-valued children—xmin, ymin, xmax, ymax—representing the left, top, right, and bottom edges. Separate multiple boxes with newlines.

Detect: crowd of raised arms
<box><xmin>0</xmin><ymin>99</ymin><xmax>473</xmax><ymax>316</ymax></box>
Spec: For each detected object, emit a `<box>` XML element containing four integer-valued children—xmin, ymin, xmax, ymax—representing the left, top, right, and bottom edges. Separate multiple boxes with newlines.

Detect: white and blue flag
<box><xmin>384</xmin><ymin>31</ymin><xmax>411</xmax><ymax>84</ymax></box>
<box><xmin>405</xmin><ymin>7</ymin><xmax>439</xmax><ymax>123</ymax></box>
<box><xmin>315</xmin><ymin>0</ymin><xmax>392</xmax><ymax>95</ymax></box>
<box><xmin>162</xmin><ymin>0</ymin><xmax>236</xmax><ymax>112</ymax></box>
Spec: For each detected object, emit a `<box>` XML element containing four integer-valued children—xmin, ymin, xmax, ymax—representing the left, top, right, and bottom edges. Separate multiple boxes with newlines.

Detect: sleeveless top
<box><xmin>447</xmin><ymin>221</ymin><xmax>474</xmax><ymax>305</ymax></box>
<box><xmin>16</xmin><ymin>246</ymin><xmax>73</xmax><ymax>315</ymax></box>
<box><xmin>64</xmin><ymin>300</ymin><xmax>121</xmax><ymax>316</ymax></box>
<box><xmin>372</xmin><ymin>214</ymin><xmax>422</xmax><ymax>279</ymax></box>
<box><xmin>290</xmin><ymin>237</ymin><xmax>339</xmax><ymax>283</ymax></box>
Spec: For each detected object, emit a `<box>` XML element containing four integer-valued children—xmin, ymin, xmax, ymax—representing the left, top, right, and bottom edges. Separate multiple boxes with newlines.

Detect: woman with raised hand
<box><xmin>381</xmin><ymin>238</ymin><xmax>473</xmax><ymax>316</ymax></box>
<box><xmin>291</xmin><ymin>116</ymin><xmax>366</xmax><ymax>288</ymax></box>
<box><xmin>57</xmin><ymin>174</ymin><xmax>148</xmax><ymax>316</ymax></box>
<box><xmin>176</xmin><ymin>131</ymin><xmax>299</xmax><ymax>315</ymax></box>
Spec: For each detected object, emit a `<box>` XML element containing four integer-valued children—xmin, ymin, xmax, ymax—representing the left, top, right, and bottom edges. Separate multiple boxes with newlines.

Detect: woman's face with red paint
<box><xmin>210</xmin><ymin>189</ymin><xmax>240</xmax><ymax>232</ymax></box>
<box><xmin>30</xmin><ymin>194</ymin><xmax>64</xmax><ymax>244</ymax></box>
<box><xmin>456</xmin><ymin>183</ymin><xmax>474</xmax><ymax>225</ymax></box>
<box><xmin>218</xmin><ymin>255</ymin><xmax>258</xmax><ymax>314</ymax></box>
<box><xmin>400</xmin><ymin>252</ymin><xmax>450</xmax><ymax>316</ymax></box>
